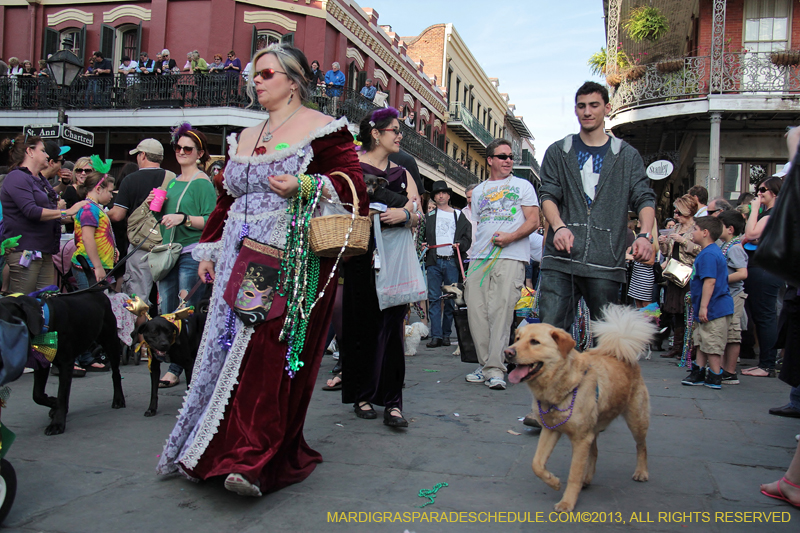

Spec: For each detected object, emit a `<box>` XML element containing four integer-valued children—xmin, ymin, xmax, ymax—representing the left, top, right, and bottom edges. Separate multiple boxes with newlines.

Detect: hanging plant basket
<box><xmin>656</xmin><ymin>58</ymin><xmax>685</xmax><ymax>74</ymax></box>
<box><xmin>770</xmin><ymin>50</ymin><xmax>800</xmax><ymax>67</ymax></box>
<box><xmin>625</xmin><ymin>66</ymin><xmax>647</xmax><ymax>81</ymax></box>
<box><xmin>606</xmin><ymin>73</ymin><xmax>622</xmax><ymax>87</ymax></box>
<box><xmin>624</xmin><ymin>6</ymin><xmax>670</xmax><ymax>43</ymax></box>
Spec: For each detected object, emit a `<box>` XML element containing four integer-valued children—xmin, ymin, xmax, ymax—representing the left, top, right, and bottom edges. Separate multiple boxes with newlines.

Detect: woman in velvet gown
<box><xmin>342</xmin><ymin>107</ymin><xmax>420</xmax><ymax>427</ymax></box>
<box><xmin>156</xmin><ymin>44</ymin><xmax>367</xmax><ymax>496</ymax></box>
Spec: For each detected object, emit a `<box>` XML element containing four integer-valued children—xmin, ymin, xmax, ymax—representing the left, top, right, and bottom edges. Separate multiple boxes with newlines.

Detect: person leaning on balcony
<box><xmin>0</xmin><ymin>134</ymin><xmax>88</xmax><ymax>294</ymax></box>
<box><xmin>360</xmin><ymin>78</ymin><xmax>377</xmax><ymax>101</ymax></box>
<box><xmin>404</xmin><ymin>111</ymin><xmax>416</xmax><ymax>128</ymax></box>
<box><xmin>189</xmin><ymin>51</ymin><xmax>208</xmax><ymax>74</ymax></box>
<box><xmin>223</xmin><ymin>50</ymin><xmax>241</xmax><ymax>77</ymax></box>
<box><xmin>324</xmin><ymin>62</ymin><xmax>344</xmax><ymax>97</ymax></box>
<box><xmin>119</xmin><ymin>55</ymin><xmax>138</xmax><ymax>76</ymax></box>
<box><xmin>208</xmin><ymin>54</ymin><xmax>225</xmax><ymax>73</ymax></box>
<box><xmin>155</xmin><ymin>49</ymin><xmax>177</xmax><ymax>75</ymax></box>
<box><xmin>37</xmin><ymin>60</ymin><xmax>51</xmax><ymax>78</ymax></box>
<box><xmin>138</xmin><ymin>52</ymin><xmax>154</xmax><ymax>75</ymax></box>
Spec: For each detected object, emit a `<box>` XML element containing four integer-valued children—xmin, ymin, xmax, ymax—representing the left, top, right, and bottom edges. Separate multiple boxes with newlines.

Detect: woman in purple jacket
<box><xmin>0</xmin><ymin>134</ymin><xmax>87</xmax><ymax>294</ymax></box>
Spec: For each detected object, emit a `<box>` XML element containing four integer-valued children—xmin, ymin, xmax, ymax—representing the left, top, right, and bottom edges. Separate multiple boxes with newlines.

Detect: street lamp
<box><xmin>46</xmin><ymin>48</ymin><xmax>83</xmax><ymax>87</ymax></box>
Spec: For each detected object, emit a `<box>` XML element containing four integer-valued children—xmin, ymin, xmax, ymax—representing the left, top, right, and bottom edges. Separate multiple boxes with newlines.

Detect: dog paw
<box><xmin>543</xmin><ymin>475</ymin><xmax>561</xmax><ymax>491</ymax></box>
<box><xmin>144</xmin><ymin>409</ymin><xmax>157</xmax><ymax>417</ymax></box>
<box><xmin>632</xmin><ymin>470</ymin><xmax>649</xmax><ymax>482</ymax></box>
<box><xmin>112</xmin><ymin>398</ymin><xmax>126</xmax><ymax>409</ymax></box>
<box><xmin>554</xmin><ymin>500</ymin><xmax>575</xmax><ymax>512</ymax></box>
<box><xmin>45</xmin><ymin>422</ymin><xmax>65</xmax><ymax>435</ymax></box>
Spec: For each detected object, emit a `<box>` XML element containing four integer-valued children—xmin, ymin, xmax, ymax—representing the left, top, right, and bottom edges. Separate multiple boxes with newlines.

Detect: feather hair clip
<box><xmin>370</xmin><ymin>107</ymin><xmax>399</xmax><ymax>124</ymax></box>
<box><xmin>170</xmin><ymin>122</ymin><xmax>193</xmax><ymax>145</ymax></box>
<box><xmin>89</xmin><ymin>155</ymin><xmax>112</xmax><ymax>174</ymax></box>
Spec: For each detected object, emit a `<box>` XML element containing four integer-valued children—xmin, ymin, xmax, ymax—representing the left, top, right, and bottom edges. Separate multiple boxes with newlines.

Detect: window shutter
<box><xmin>43</xmin><ymin>28</ymin><xmax>59</xmax><ymax>58</ymax></box>
<box><xmin>251</xmin><ymin>25</ymin><xmax>258</xmax><ymax>61</ymax></box>
<box><xmin>135</xmin><ymin>21</ymin><xmax>142</xmax><ymax>59</ymax></box>
<box><xmin>100</xmin><ymin>24</ymin><xmax>115</xmax><ymax>61</ymax></box>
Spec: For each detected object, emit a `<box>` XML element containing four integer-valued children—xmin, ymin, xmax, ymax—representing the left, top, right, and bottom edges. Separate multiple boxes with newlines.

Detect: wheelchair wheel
<box><xmin>0</xmin><ymin>458</ymin><xmax>17</xmax><ymax>524</ymax></box>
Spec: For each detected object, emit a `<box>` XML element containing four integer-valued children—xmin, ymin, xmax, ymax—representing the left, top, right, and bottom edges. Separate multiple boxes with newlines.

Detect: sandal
<box><xmin>742</xmin><ymin>367</ymin><xmax>775</xmax><ymax>377</ymax></box>
<box><xmin>322</xmin><ymin>372</ymin><xmax>342</xmax><ymax>391</ymax></box>
<box><xmin>84</xmin><ymin>361</ymin><xmax>110</xmax><ymax>372</ymax></box>
<box><xmin>158</xmin><ymin>371</ymin><xmax>180</xmax><ymax>388</ymax></box>
<box><xmin>224</xmin><ymin>473</ymin><xmax>262</xmax><ymax>497</ymax></box>
<box><xmin>760</xmin><ymin>477</ymin><xmax>800</xmax><ymax>509</ymax></box>
<box><xmin>383</xmin><ymin>407</ymin><xmax>409</xmax><ymax>428</ymax></box>
<box><xmin>354</xmin><ymin>401</ymin><xmax>377</xmax><ymax>419</ymax></box>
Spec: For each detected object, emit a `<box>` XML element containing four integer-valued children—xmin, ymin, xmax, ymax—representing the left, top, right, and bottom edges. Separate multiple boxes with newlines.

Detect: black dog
<box><xmin>0</xmin><ymin>290</ymin><xmax>124</xmax><ymax>435</ymax></box>
<box><xmin>138</xmin><ymin>309</ymin><xmax>207</xmax><ymax>417</ymax></box>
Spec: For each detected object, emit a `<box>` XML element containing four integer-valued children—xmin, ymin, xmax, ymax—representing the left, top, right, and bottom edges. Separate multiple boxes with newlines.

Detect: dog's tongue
<box><xmin>508</xmin><ymin>364</ymin><xmax>531</xmax><ymax>384</ymax></box>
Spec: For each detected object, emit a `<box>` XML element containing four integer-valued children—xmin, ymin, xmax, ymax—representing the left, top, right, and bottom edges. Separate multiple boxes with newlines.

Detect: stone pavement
<box><xmin>1</xmin><ymin>342</ymin><xmax>798</xmax><ymax>533</ymax></box>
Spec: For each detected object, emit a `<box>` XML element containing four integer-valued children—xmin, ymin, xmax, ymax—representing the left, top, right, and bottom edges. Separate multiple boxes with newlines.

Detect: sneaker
<box><xmin>681</xmin><ymin>365</ymin><xmax>706</xmax><ymax>386</ymax></box>
<box><xmin>704</xmin><ymin>368</ymin><xmax>722</xmax><ymax>389</ymax></box>
<box><xmin>721</xmin><ymin>370</ymin><xmax>739</xmax><ymax>385</ymax></box>
<box><xmin>465</xmin><ymin>367</ymin><xmax>485</xmax><ymax>383</ymax></box>
<box><xmin>485</xmin><ymin>377</ymin><xmax>506</xmax><ymax>390</ymax></box>
<box><xmin>331</xmin><ymin>351</ymin><xmax>340</xmax><ymax>360</ymax></box>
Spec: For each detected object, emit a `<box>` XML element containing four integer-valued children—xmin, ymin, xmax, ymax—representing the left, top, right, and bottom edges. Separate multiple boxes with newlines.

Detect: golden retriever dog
<box><xmin>505</xmin><ymin>305</ymin><xmax>656</xmax><ymax>511</ymax></box>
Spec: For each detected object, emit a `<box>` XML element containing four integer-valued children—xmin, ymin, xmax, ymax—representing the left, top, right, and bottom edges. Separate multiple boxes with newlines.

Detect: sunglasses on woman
<box><xmin>74</xmin><ymin>168</ymin><xmax>90</xmax><ymax>174</ymax></box>
<box><xmin>174</xmin><ymin>144</ymin><xmax>195</xmax><ymax>154</ymax></box>
<box><xmin>757</xmin><ymin>186</ymin><xmax>770</xmax><ymax>194</ymax></box>
<box><xmin>255</xmin><ymin>68</ymin><xmax>287</xmax><ymax>80</ymax></box>
<box><xmin>379</xmin><ymin>128</ymin><xmax>402</xmax><ymax>136</ymax></box>
<box><xmin>674</xmin><ymin>210</ymin><xmax>687</xmax><ymax>217</ymax></box>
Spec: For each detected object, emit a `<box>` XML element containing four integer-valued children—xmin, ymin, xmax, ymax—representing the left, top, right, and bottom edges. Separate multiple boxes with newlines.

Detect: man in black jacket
<box><xmin>424</xmin><ymin>181</ymin><xmax>471</xmax><ymax>348</ymax></box>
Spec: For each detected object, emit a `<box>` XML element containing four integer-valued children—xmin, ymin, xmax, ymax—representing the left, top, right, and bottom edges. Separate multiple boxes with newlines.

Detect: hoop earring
<box><xmin>288</xmin><ymin>87</ymin><xmax>295</xmax><ymax>105</ymax></box>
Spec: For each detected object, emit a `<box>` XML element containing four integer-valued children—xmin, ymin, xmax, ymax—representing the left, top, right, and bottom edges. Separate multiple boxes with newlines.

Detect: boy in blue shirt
<box><xmin>682</xmin><ymin>216</ymin><xmax>734</xmax><ymax>389</ymax></box>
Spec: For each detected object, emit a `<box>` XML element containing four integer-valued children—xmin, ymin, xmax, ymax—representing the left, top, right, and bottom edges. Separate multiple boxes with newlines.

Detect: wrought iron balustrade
<box><xmin>611</xmin><ymin>52</ymin><xmax>800</xmax><ymax>115</ymax></box>
<box><xmin>448</xmin><ymin>102</ymin><xmax>493</xmax><ymax>147</ymax></box>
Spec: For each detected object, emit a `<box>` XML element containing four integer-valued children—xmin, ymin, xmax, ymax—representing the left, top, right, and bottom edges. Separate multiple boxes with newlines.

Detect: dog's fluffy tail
<box><xmin>592</xmin><ymin>304</ymin><xmax>658</xmax><ymax>365</ymax></box>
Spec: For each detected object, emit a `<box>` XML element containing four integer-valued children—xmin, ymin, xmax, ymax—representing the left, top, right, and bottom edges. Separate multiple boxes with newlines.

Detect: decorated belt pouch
<box><xmin>222</xmin><ymin>238</ymin><xmax>287</xmax><ymax>326</ymax></box>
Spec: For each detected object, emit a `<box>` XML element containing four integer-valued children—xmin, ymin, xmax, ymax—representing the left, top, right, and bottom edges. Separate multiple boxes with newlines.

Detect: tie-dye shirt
<box><xmin>72</xmin><ymin>202</ymin><xmax>115</xmax><ymax>269</ymax></box>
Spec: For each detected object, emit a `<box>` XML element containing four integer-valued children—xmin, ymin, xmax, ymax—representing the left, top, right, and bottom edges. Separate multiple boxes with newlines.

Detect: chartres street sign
<box><xmin>646</xmin><ymin>160</ymin><xmax>674</xmax><ymax>181</ymax></box>
<box><xmin>23</xmin><ymin>124</ymin><xmax>60</xmax><ymax>139</ymax></box>
<box><xmin>61</xmin><ymin>125</ymin><xmax>94</xmax><ymax>147</ymax></box>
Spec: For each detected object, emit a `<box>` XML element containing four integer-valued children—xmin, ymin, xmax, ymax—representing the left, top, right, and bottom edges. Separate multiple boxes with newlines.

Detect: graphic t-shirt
<box><xmin>434</xmin><ymin>208</ymin><xmax>460</xmax><ymax>256</ymax></box>
<box><xmin>73</xmin><ymin>202</ymin><xmax>115</xmax><ymax>269</ymax></box>
<box><xmin>573</xmin><ymin>134</ymin><xmax>610</xmax><ymax>205</ymax></box>
<box><xmin>690</xmin><ymin>244</ymin><xmax>734</xmax><ymax>321</ymax></box>
<box><xmin>471</xmin><ymin>175</ymin><xmax>538</xmax><ymax>262</ymax></box>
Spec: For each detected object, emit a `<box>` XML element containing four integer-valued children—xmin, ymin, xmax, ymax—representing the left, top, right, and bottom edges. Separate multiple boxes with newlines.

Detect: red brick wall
<box><xmin>405</xmin><ymin>24</ymin><xmax>446</xmax><ymax>86</ymax></box>
<box><xmin>698</xmin><ymin>0</ymin><xmax>800</xmax><ymax>55</ymax></box>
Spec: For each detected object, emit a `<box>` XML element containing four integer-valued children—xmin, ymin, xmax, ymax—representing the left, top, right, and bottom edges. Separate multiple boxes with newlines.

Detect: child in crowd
<box><xmin>72</xmin><ymin>170</ymin><xmax>116</xmax><ymax>290</ymax></box>
<box><xmin>717</xmin><ymin>210</ymin><xmax>748</xmax><ymax>385</ymax></box>
<box><xmin>682</xmin><ymin>216</ymin><xmax>734</xmax><ymax>389</ymax></box>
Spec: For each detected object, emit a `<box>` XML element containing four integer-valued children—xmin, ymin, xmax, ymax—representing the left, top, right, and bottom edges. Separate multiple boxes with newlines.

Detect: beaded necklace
<box><xmin>720</xmin><ymin>236</ymin><xmax>742</xmax><ymax>258</ymax></box>
<box><xmin>537</xmin><ymin>387</ymin><xmax>579</xmax><ymax>429</ymax></box>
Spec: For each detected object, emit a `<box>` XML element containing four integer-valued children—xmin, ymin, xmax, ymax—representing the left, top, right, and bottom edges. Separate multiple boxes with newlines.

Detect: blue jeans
<box><xmin>157</xmin><ymin>253</ymin><xmax>205</xmax><ymax>378</ymax></box>
<box><xmin>427</xmin><ymin>257</ymin><xmax>459</xmax><ymax>340</ymax></box>
<box><xmin>744</xmin><ymin>266</ymin><xmax>783</xmax><ymax>370</ymax></box>
<box><xmin>538</xmin><ymin>269</ymin><xmax>621</xmax><ymax>332</ymax></box>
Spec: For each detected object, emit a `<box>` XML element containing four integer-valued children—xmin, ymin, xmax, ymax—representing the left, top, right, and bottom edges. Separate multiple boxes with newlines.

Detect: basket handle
<box><xmin>327</xmin><ymin>171</ymin><xmax>359</xmax><ymax>214</ymax></box>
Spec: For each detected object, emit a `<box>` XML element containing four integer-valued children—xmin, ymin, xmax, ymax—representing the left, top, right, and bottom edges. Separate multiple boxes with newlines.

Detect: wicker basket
<box><xmin>309</xmin><ymin>171</ymin><xmax>370</xmax><ymax>257</ymax></box>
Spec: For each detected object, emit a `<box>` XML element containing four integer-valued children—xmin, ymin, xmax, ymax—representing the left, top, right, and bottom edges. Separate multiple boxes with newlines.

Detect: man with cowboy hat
<box><xmin>424</xmin><ymin>180</ymin><xmax>472</xmax><ymax>348</ymax></box>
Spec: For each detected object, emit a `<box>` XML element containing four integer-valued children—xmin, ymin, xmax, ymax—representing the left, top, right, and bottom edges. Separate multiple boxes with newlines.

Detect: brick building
<box><xmin>604</xmin><ymin>0</ymin><xmax>800</xmax><ymax>217</ymax></box>
<box><xmin>0</xmin><ymin>0</ymin><xmax>480</xmax><ymax>193</ymax></box>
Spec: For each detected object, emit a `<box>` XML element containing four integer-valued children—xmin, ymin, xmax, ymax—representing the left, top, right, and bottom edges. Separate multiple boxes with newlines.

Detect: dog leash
<box><xmin>65</xmin><ymin>235</ymin><xmax>153</xmax><ymax>295</ymax></box>
<box><xmin>425</xmin><ymin>243</ymin><xmax>466</xmax><ymax>280</ymax></box>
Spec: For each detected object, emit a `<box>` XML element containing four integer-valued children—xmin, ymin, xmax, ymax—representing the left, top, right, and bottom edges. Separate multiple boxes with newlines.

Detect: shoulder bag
<box><xmin>662</xmin><ymin>238</ymin><xmax>693</xmax><ymax>288</ymax></box>
<box><xmin>146</xmin><ymin>171</ymin><xmax>200</xmax><ymax>282</ymax></box>
<box><xmin>127</xmin><ymin>170</ymin><xmax>175</xmax><ymax>252</ymax></box>
<box><xmin>752</xmin><ymin>151</ymin><xmax>800</xmax><ymax>286</ymax></box>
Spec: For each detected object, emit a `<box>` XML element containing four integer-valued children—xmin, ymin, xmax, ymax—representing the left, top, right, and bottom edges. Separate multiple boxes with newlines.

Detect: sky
<box><xmin>361</xmin><ymin>0</ymin><xmax>607</xmax><ymax>160</ymax></box>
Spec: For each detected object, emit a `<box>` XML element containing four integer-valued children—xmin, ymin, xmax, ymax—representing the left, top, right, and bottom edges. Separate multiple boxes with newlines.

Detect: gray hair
<box><xmin>465</xmin><ymin>183</ymin><xmax>478</xmax><ymax>194</ymax></box>
<box><xmin>161</xmin><ymin>49</ymin><xmax>170</xmax><ymax>56</ymax></box>
<box><xmin>332</xmin><ymin>62</ymin><xmax>340</xmax><ymax>69</ymax></box>
<box><xmin>709</xmin><ymin>197</ymin><xmax>733</xmax><ymax>212</ymax></box>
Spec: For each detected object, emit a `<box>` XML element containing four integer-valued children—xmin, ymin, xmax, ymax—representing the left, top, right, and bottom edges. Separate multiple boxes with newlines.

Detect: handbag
<box><xmin>373</xmin><ymin>214</ymin><xmax>427</xmax><ymax>311</ymax></box>
<box><xmin>662</xmin><ymin>240</ymin><xmax>692</xmax><ymax>288</ymax></box>
<box><xmin>145</xmin><ymin>171</ymin><xmax>200</xmax><ymax>282</ymax></box>
<box><xmin>752</xmin><ymin>151</ymin><xmax>800</xmax><ymax>286</ymax></box>
<box><xmin>127</xmin><ymin>171</ymin><xmax>175</xmax><ymax>252</ymax></box>
<box><xmin>222</xmin><ymin>238</ymin><xmax>287</xmax><ymax>326</ymax></box>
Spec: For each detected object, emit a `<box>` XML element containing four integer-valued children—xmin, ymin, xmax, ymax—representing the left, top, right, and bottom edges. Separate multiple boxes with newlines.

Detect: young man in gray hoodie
<box><xmin>538</xmin><ymin>81</ymin><xmax>656</xmax><ymax>331</ymax></box>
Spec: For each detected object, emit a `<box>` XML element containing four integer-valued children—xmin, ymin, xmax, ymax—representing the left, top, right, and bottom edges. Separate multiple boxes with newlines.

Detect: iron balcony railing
<box><xmin>447</xmin><ymin>101</ymin><xmax>493</xmax><ymax>147</ymax></box>
<box><xmin>0</xmin><ymin>75</ymin><xmax>478</xmax><ymax>189</ymax></box>
<box><xmin>610</xmin><ymin>52</ymin><xmax>800</xmax><ymax>115</ymax></box>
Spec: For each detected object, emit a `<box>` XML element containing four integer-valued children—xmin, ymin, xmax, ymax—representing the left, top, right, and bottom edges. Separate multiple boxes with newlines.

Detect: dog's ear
<box><xmin>550</xmin><ymin>328</ymin><xmax>576</xmax><ymax>357</ymax></box>
<box><xmin>136</xmin><ymin>319</ymin><xmax>151</xmax><ymax>338</ymax></box>
<box><xmin>14</xmin><ymin>296</ymin><xmax>44</xmax><ymax>336</ymax></box>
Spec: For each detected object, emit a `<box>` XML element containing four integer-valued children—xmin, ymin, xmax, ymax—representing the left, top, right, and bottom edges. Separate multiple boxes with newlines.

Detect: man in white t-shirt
<box><xmin>464</xmin><ymin>139</ymin><xmax>540</xmax><ymax>390</ymax></box>
<box><xmin>424</xmin><ymin>181</ymin><xmax>472</xmax><ymax>348</ymax></box>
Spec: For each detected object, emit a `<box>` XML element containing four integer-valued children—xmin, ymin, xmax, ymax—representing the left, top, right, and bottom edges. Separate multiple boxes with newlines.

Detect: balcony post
<box><xmin>708</xmin><ymin>112</ymin><xmax>722</xmax><ymax>198</ymax></box>
<box><xmin>710</xmin><ymin>0</ymin><xmax>727</xmax><ymax>93</ymax></box>
<box><xmin>606</xmin><ymin>0</ymin><xmax>622</xmax><ymax>75</ymax></box>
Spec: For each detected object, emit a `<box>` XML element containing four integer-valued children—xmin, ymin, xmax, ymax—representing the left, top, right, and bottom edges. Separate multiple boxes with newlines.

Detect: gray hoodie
<box><xmin>539</xmin><ymin>134</ymin><xmax>656</xmax><ymax>282</ymax></box>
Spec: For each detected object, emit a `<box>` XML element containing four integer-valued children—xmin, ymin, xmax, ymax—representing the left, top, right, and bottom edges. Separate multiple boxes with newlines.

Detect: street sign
<box><xmin>23</xmin><ymin>124</ymin><xmax>60</xmax><ymax>139</ymax></box>
<box><xmin>61</xmin><ymin>125</ymin><xmax>94</xmax><ymax>147</ymax></box>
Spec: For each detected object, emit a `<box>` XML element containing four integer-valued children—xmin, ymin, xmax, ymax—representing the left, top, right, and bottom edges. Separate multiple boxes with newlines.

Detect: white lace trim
<box><xmin>226</xmin><ymin>116</ymin><xmax>349</xmax><ymax>164</ymax></box>
<box><xmin>192</xmin><ymin>242</ymin><xmax>223</xmax><ymax>262</ymax></box>
<box><xmin>189</xmin><ymin>276</ymin><xmax>220</xmax><ymax>386</ymax></box>
<box><xmin>179</xmin><ymin>324</ymin><xmax>255</xmax><ymax>470</ymax></box>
